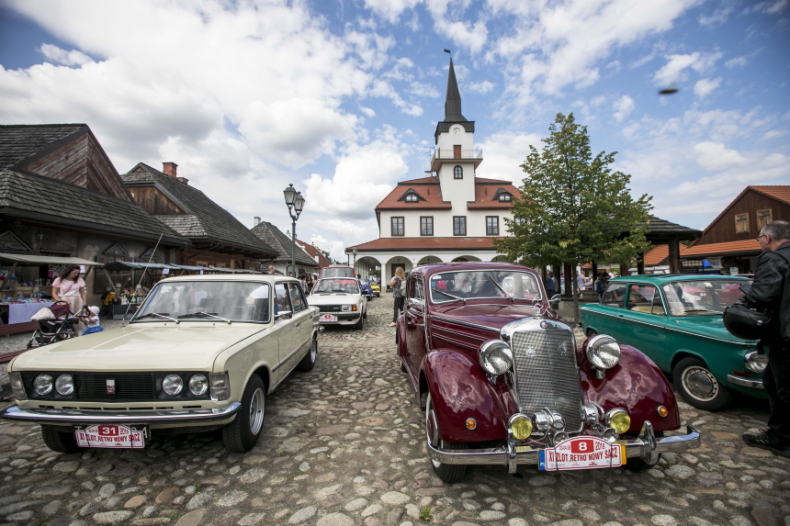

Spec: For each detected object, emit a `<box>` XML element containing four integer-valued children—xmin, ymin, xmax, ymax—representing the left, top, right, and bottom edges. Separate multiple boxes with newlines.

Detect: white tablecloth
<box><xmin>6</xmin><ymin>302</ymin><xmax>55</xmax><ymax>324</ymax></box>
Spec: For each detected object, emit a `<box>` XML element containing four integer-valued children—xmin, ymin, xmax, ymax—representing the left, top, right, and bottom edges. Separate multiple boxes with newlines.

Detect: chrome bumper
<box><xmin>0</xmin><ymin>403</ymin><xmax>242</xmax><ymax>426</ymax></box>
<box><xmin>727</xmin><ymin>374</ymin><xmax>764</xmax><ymax>389</ymax></box>
<box><xmin>428</xmin><ymin>422</ymin><xmax>700</xmax><ymax>471</ymax></box>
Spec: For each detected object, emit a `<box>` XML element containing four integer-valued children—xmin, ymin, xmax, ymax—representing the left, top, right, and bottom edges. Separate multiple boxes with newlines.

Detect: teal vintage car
<box><xmin>581</xmin><ymin>274</ymin><xmax>765</xmax><ymax>411</ymax></box>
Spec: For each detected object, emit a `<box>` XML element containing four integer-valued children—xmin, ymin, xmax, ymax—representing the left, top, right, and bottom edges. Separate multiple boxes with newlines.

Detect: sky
<box><xmin>0</xmin><ymin>0</ymin><xmax>789</xmax><ymax>262</ymax></box>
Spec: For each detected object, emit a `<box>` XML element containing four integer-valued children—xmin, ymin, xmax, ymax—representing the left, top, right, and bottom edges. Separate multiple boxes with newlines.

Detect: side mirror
<box><xmin>275</xmin><ymin>310</ymin><xmax>292</xmax><ymax>320</ymax></box>
<box><xmin>550</xmin><ymin>294</ymin><xmax>561</xmax><ymax>306</ymax></box>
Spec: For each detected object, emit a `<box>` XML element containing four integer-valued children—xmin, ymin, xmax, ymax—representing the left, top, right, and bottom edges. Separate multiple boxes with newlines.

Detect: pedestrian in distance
<box><xmin>741</xmin><ymin>220</ymin><xmax>790</xmax><ymax>457</ymax></box>
<box><xmin>545</xmin><ymin>270</ymin><xmax>556</xmax><ymax>295</ymax></box>
<box><xmin>576</xmin><ymin>272</ymin><xmax>585</xmax><ymax>292</ymax></box>
<box><xmin>388</xmin><ymin>267</ymin><xmax>406</xmax><ymax>327</ymax></box>
<box><xmin>594</xmin><ymin>273</ymin><xmax>605</xmax><ymax>300</ymax></box>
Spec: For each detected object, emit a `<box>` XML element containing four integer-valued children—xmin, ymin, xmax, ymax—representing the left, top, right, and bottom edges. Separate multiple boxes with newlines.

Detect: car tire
<box><xmin>363</xmin><ymin>307</ymin><xmax>368</xmax><ymax>320</ymax></box>
<box><xmin>41</xmin><ymin>424</ymin><xmax>83</xmax><ymax>453</ymax></box>
<box><xmin>587</xmin><ymin>329</ymin><xmax>598</xmax><ymax>337</ymax></box>
<box><xmin>297</xmin><ymin>337</ymin><xmax>317</xmax><ymax>372</ymax></box>
<box><xmin>355</xmin><ymin>313</ymin><xmax>364</xmax><ymax>330</ymax></box>
<box><xmin>400</xmin><ymin>360</ymin><xmax>407</xmax><ymax>373</ymax></box>
<box><xmin>673</xmin><ymin>356</ymin><xmax>732</xmax><ymax>411</ymax></box>
<box><xmin>425</xmin><ymin>394</ymin><xmax>467</xmax><ymax>483</ymax></box>
<box><xmin>222</xmin><ymin>375</ymin><xmax>265</xmax><ymax>453</ymax></box>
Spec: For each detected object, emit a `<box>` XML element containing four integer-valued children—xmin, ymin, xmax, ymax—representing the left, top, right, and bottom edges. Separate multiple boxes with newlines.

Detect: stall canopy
<box><xmin>102</xmin><ymin>261</ymin><xmax>261</xmax><ymax>274</ymax></box>
<box><xmin>0</xmin><ymin>253</ymin><xmax>103</xmax><ymax>266</ymax></box>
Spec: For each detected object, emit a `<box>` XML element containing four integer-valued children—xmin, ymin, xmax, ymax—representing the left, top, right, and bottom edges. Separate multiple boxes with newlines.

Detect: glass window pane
<box><xmin>601</xmin><ymin>283</ymin><xmax>627</xmax><ymax>308</ymax></box>
<box><xmin>288</xmin><ymin>283</ymin><xmax>307</xmax><ymax>312</ymax></box>
<box><xmin>626</xmin><ymin>285</ymin><xmax>660</xmax><ymax>315</ymax></box>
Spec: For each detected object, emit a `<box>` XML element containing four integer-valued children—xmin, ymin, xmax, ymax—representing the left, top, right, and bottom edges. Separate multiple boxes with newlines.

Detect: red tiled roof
<box><xmin>348</xmin><ymin>237</ymin><xmax>499</xmax><ymax>252</ymax></box>
<box><xmin>681</xmin><ymin>239</ymin><xmax>761</xmax><ymax>257</ymax></box>
<box><xmin>296</xmin><ymin>239</ymin><xmax>331</xmax><ymax>267</ymax></box>
<box><xmin>376</xmin><ymin>176</ymin><xmax>521</xmax><ymax>211</ymax></box>
<box><xmin>644</xmin><ymin>245</ymin><xmax>669</xmax><ymax>266</ymax></box>
<box><xmin>700</xmin><ymin>185</ymin><xmax>790</xmax><ymax>236</ymax></box>
<box><xmin>468</xmin><ymin>183</ymin><xmax>521</xmax><ymax>209</ymax></box>
<box><xmin>376</xmin><ymin>184</ymin><xmax>451</xmax><ymax>210</ymax></box>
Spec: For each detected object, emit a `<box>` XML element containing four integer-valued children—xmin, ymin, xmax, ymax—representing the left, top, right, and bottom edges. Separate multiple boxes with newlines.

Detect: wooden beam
<box><xmin>668</xmin><ymin>238</ymin><xmax>681</xmax><ymax>274</ymax></box>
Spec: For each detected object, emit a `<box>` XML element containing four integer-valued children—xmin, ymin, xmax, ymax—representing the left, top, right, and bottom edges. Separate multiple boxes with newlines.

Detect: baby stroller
<box><xmin>27</xmin><ymin>301</ymin><xmax>84</xmax><ymax>349</ymax></box>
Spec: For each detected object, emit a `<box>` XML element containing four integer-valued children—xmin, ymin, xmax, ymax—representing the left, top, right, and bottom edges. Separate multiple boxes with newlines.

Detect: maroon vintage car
<box><xmin>396</xmin><ymin>262</ymin><xmax>700</xmax><ymax>482</ymax></box>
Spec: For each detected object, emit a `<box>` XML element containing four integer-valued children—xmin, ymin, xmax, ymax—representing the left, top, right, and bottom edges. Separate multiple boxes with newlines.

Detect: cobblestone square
<box><xmin>1</xmin><ymin>296</ymin><xmax>788</xmax><ymax>526</ymax></box>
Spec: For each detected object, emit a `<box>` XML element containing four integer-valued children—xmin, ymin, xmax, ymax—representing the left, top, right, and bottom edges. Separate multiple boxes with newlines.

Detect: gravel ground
<box><xmin>0</xmin><ymin>295</ymin><xmax>788</xmax><ymax>526</ymax></box>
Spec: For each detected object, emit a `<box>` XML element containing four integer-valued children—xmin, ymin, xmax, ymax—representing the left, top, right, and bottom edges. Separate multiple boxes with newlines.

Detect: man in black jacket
<box><xmin>743</xmin><ymin>220</ymin><xmax>790</xmax><ymax>457</ymax></box>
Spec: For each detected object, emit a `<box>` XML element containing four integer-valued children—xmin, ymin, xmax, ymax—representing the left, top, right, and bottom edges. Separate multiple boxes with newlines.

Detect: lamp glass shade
<box><xmin>283</xmin><ymin>184</ymin><xmax>297</xmax><ymax>205</ymax></box>
<box><xmin>293</xmin><ymin>192</ymin><xmax>305</xmax><ymax>212</ymax></box>
<box><xmin>353</xmin><ymin>247</ymin><xmax>357</xmax><ymax>255</ymax></box>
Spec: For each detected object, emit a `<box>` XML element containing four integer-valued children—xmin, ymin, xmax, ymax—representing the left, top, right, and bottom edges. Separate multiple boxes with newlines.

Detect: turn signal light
<box><xmin>657</xmin><ymin>406</ymin><xmax>669</xmax><ymax>418</ymax></box>
<box><xmin>466</xmin><ymin>418</ymin><xmax>477</xmax><ymax>430</ymax></box>
<box><xmin>352</xmin><ymin>305</ymin><xmax>357</xmax><ymax>311</ymax></box>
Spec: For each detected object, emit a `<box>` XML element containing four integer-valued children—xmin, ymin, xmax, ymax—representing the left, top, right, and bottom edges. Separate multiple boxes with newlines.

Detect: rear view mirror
<box><xmin>550</xmin><ymin>294</ymin><xmax>561</xmax><ymax>306</ymax></box>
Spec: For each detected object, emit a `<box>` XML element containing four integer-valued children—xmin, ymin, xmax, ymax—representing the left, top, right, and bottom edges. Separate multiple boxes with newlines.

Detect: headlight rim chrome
<box><xmin>55</xmin><ymin>374</ymin><xmax>74</xmax><ymax>396</ymax></box>
<box><xmin>479</xmin><ymin>340</ymin><xmax>514</xmax><ymax>376</ymax></box>
<box><xmin>509</xmin><ymin>413</ymin><xmax>533</xmax><ymax>440</ymax></box>
<box><xmin>605</xmin><ymin>408</ymin><xmax>631</xmax><ymax>434</ymax></box>
<box><xmin>188</xmin><ymin>374</ymin><xmax>209</xmax><ymax>396</ymax></box>
<box><xmin>744</xmin><ymin>351</ymin><xmax>768</xmax><ymax>373</ymax></box>
<box><xmin>586</xmin><ymin>334</ymin><xmax>621</xmax><ymax>370</ymax></box>
<box><xmin>34</xmin><ymin>374</ymin><xmax>54</xmax><ymax>396</ymax></box>
<box><xmin>162</xmin><ymin>374</ymin><xmax>184</xmax><ymax>396</ymax></box>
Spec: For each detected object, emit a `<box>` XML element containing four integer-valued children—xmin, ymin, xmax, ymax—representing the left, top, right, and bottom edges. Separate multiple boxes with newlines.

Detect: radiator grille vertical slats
<box><xmin>511</xmin><ymin>328</ymin><xmax>584</xmax><ymax>433</ymax></box>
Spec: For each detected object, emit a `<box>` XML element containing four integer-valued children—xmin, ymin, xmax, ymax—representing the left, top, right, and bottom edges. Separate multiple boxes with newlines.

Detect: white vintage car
<box><xmin>309</xmin><ymin>277</ymin><xmax>368</xmax><ymax>330</ymax></box>
<box><xmin>1</xmin><ymin>274</ymin><xmax>318</xmax><ymax>453</ymax></box>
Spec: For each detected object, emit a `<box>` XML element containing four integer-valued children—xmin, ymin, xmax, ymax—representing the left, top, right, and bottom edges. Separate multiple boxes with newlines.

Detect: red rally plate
<box><xmin>320</xmin><ymin>314</ymin><xmax>338</xmax><ymax>323</ymax></box>
<box><xmin>75</xmin><ymin>424</ymin><xmax>146</xmax><ymax>449</ymax></box>
<box><xmin>538</xmin><ymin>436</ymin><xmax>625</xmax><ymax>471</ymax></box>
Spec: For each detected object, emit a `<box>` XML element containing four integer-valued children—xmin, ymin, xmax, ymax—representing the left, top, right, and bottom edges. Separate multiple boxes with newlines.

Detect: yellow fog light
<box><xmin>606</xmin><ymin>409</ymin><xmax>631</xmax><ymax>434</ymax></box>
<box><xmin>509</xmin><ymin>414</ymin><xmax>533</xmax><ymax>440</ymax></box>
<box><xmin>466</xmin><ymin>418</ymin><xmax>477</xmax><ymax>430</ymax></box>
<box><xmin>657</xmin><ymin>406</ymin><xmax>668</xmax><ymax>418</ymax></box>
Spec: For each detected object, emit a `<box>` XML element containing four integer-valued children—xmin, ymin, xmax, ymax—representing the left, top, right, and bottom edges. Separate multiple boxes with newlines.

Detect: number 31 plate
<box><xmin>538</xmin><ymin>436</ymin><xmax>625</xmax><ymax>471</ymax></box>
<box><xmin>75</xmin><ymin>424</ymin><xmax>146</xmax><ymax>449</ymax></box>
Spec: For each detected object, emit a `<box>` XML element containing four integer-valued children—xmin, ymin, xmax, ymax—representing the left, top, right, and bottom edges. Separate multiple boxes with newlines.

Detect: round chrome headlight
<box><xmin>162</xmin><ymin>374</ymin><xmax>184</xmax><ymax>396</ymax></box>
<box><xmin>479</xmin><ymin>340</ymin><xmax>513</xmax><ymax>376</ymax></box>
<box><xmin>586</xmin><ymin>335</ymin><xmax>621</xmax><ymax>370</ymax></box>
<box><xmin>34</xmin><ymin>374</ymin><xmax>53</xmax><ymax>396</ymax></box>
<box><xmin>606</xmin><ymin>408</ymin><xmax>631</xmax><ymax>434</ymax></box>
<box><xmin>509</xmin><ymin>414</ymin><xmax>533</xmax><ymax>440</ymax></box>
<box><xmin>55</xmin><ymin>374</ymin><xmax>74</xmax><ymax>396</ymax></box>
<box><xmin>745</xmin><ymin>351</ymin><xmax>768</xmax><ymax>373</ymax></box>
<box><xmin>189</xmin><ymin>374</ymin><xmax>209</xmax><ymax>396</ymax></box>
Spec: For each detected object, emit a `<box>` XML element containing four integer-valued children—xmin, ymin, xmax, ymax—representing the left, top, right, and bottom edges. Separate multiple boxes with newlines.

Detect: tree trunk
<box><xmin>563</xmin><ymin>262</ymin><xmax>573</xmax><ymax>299</ymax></box>
<box><xmin>668</xmin><ymin>238</ymin><xmax>681</xmax><ymax>274</ymax></box>
<box><xmin>572</xmin><ymin>262</ymin><xmax>580</xmax><ymax>326</ymax></box>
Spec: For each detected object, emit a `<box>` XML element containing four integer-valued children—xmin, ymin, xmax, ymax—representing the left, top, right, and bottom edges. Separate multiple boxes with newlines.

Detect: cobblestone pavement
<box><xmin>1</xmin><ymin>295</ymin><xmax>788</xmax><ymax>526</ymax></box>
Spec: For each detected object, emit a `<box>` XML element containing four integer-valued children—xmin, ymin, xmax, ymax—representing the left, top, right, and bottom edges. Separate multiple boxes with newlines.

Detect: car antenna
<box><xmin>121</xmin><ymin>233</ymin><xmax>163</xmax><ymax>327</ymax></box>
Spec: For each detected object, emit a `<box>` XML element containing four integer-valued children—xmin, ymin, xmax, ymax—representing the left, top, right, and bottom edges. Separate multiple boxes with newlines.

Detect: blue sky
<box><xmin>1</xmin><ymin>0</ymin><xmax>789</xmax><ymax>260</ymax></box>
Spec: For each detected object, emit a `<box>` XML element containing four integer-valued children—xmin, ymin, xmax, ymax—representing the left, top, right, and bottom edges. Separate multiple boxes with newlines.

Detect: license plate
<box><xmin>538</xmin><ymin>436</ymin><xmax>625</xmax><ymax>471</ymax></box>
<box><xmin>320</xmin><ymin>314</ymin><xmax>338</xmax><ymax>322</ymax></box>
<box><xmin>75</xmin><ymin>424</ymin><xmax>146</xmax><ymax>449</ymax></box>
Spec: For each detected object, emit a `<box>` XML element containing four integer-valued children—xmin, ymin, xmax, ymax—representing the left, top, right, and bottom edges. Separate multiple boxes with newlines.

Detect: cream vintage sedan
<box><xmin>1</xmin><ymin>274</ymin><xmax>318</xmax><ymax>453</ymax></box>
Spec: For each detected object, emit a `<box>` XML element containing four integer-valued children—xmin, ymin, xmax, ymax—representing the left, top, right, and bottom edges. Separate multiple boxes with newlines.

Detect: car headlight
<box><xmin>34</xmin><ymin>374</ymin><xmax>53</xmax><ymax>396</ymax></box>
<box><xmin>162</xmin><ymin>374</ymin><xmax>184</xmax><ymax>396</ymax></box>
<box><xmin>479</xmin><ymin>340</ymin><xmax>513</xmax><ymax>376</ymax></box>
<box><xmin>341</xmin><ymin>305</ymin><xmax>352</xmax><ymax>311</ymax></box>
<box><xmin>210</xmin><ymin>372</ymin><xmax>231</xmax><ymax>401</ymax></box>
<box><xmin>745</xmin><ymin>351</ymin><xmax>768</xmax><ymax>373</ymax></box>
<box><xmin>586</xmin><ymin>335</ymin><xmax>621</xmax><ymax>370</ymax></box>
<box><xmin>189</xmin><ymin>374</ymin><xmax>209</xmax><ymax>396</ymax></box>
<box><xmin>606</xmin><ymin>408</ymin><xmax>631</xmax><ymax>434</ymax></box>
<box><xmin>509</xmin><ymin>414</ymin><xmax>533</xmax><ymax>440</ymax></box>
<box><xmin>55</xmin><ymin>374</ymin><xmax>74</xmax><ymax>396</ymax></box>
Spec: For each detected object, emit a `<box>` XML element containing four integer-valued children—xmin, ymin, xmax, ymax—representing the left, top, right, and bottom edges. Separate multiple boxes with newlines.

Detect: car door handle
<box><xmin>295</xmin><ymin>322</ymin><xmax>301</xmax><ymax>327</ymax></box>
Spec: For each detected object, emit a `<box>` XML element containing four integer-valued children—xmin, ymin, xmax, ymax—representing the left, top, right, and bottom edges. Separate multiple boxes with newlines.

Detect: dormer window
<box><xmin>499</xmin><ymin>193</ymin><xmax>511</xmax><ymax>202</ymax></box>
<box><xmin>492</xmin><ymin>188</ymin><xmax>514</xmax><ymax>203</ymax></box>
<box><xmin>405</xmin><ymin>194</ymin><xmax>418</xmax><ymax>202</ymax></box>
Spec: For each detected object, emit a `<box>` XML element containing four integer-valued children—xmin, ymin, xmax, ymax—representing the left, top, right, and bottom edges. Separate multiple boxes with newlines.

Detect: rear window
<box><xmin>601</xmin><ymin>283</ymin><xmax>627</xmax><ymax>308</ymax></box>
<box><xmin>321</xmin><ymin>267</ymin><xmax>355</xmax><ymax>278</ymax></box>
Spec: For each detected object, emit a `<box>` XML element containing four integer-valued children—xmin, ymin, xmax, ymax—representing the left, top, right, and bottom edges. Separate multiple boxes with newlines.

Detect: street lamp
<box><xmin>352</xmin><ymin>247</ymin><xmax>358</xmax><ymax>277</ymax></box>
<box><xmin>283</xmin><ymin>184</ymin><xmax>305</xmax><ymax>277</ymax></box>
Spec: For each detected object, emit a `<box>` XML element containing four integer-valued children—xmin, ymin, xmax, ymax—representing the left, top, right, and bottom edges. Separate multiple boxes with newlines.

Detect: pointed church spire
<box><xmin>444</xmin><ymin>58</ymin><xmax>467</xmax><ymax>122</ymax></box>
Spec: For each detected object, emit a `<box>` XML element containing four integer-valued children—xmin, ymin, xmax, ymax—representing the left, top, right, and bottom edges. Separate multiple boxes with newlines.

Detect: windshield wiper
<box><xmin>487</xmin><ymin>275</ymin><xmax>514</xmax><ymax>303</ymax></box>
<box><xmin>178</xmin><ymin>312</ymin><xmax>232</xmax><ymax>324</ymax></box>
<box><xmin>136</xmin><ymin>312</ymin><xmax>179</xmax><ymax>324</ymax></box>
<box><xmin>432</xmin><ymin>288</ymin><xmax>465</xmax><ymax>304</ymax></box>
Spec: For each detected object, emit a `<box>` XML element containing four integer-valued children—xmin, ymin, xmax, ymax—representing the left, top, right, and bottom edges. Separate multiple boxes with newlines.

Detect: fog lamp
<box><xmin>606</xmin><ymin>409</ymin><xmax>631</xmax><ymax>434</ymax></box>
<box><xmin>509</xmin><ymin>414</ymin><xmax>532</xmax><ymax>440</ymax></box>
<box><xmin>657</xmin><ymin>406</ymin><xmax>669</xmax><ymax>418</ymax></box>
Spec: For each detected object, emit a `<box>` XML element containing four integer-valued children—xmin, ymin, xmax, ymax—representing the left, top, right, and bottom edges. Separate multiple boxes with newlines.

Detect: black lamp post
<box><xmin>283</xmin><ymin>184</ymin><xmax>305</xmax><ymax>277</ymax></box>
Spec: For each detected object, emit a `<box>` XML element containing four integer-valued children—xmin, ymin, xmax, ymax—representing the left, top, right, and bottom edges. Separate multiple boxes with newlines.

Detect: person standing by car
<box><xmin>545</xmin><ymin>271</ymin><xmax>556</xmax><ymax>295</ymax></box>
<box><xmin>388</xmin><ymin>267</ymin><xmax>406</xmax><ymax>327</ymax></box>
<box><xmin>742</xmin><ymin>220</ymin><xmax>790</xmax><ymax>457</ymax></box>
<box><xmin>594</xmin><ymin>273</ymin><xmax>605</xmax><ymax>300</ymax></box>
<box><xmin>51</xmin><ymin>265</ymin><xmax>87</xmax><ymax>335</ymax></box>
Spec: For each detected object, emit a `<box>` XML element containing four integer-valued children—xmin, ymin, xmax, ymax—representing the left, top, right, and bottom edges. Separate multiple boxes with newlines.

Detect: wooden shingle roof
<box><xmin>0</xmin><ymin>124</ymin><xmax>85</xmax><ymax>169</ymax></box>
<box><xmin>250</xmin><ymin>221</ymin><xmax>317</xmax><ymax>266</ymax></box>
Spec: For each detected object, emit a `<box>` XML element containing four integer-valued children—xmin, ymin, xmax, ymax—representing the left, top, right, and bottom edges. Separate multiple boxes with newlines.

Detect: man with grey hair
<box><xmin>742</xmin><ymin>220</ymin><xmax>790</xmax><ymax>457</ymax></box>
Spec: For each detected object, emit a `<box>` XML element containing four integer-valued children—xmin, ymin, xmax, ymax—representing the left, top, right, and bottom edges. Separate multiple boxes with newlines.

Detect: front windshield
<box><xmin>321</xmin><ymin>267</ymin><xmax>355</xmax><ymax>278</ymax></box>
<box><xmin>662</xmin><ymin>280</ymin><xmax>746</xmax><ymax>316</ymax></box>
<box><xmin>134</xmin><ymin>281</ymin><xmax>271</xmax><ymax>323</ymax></box>
<box><xmin>429</xmin><ymin>270</ymin><xmax>543</xmax><ymax>303</ymax></box>
<box><xmin>360</xmin><ymin>279</ymin><xmax>370</xmax><ymax>286</ymax></box>
<box><xmin>312</xmin><ymin>278</ymin><xmax>360</xmax><ymax>294</ymax></box>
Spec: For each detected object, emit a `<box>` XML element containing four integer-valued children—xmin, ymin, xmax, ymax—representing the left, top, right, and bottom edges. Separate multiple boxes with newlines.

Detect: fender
<box><xmin>578</xmin><ymin>341</ymin><xmax>681</xmax><ymax>433</ymax></box>
<box><xmin>421</xmin><ymin>350</ymin><xmax>510</xmax><ymax>443</ymax></box>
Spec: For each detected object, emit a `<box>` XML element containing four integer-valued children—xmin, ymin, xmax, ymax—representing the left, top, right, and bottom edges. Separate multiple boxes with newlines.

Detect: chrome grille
<box><xmin>510</xmin><ymin>326</ymin><xmax>584</xmax><ymax>433</ymax></box>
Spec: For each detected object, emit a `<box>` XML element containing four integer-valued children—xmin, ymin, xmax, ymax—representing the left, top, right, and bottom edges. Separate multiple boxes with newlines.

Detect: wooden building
<box><xmin>250</xmin><ymin>220</ymin><xmax>316</xmax><ymax>276</ymax></box>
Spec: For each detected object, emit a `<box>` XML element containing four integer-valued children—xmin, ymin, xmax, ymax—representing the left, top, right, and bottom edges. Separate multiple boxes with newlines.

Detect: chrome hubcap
<box><xmin>682</xmin><ymin>366</ymin><xmax>718</xmax><ymax>402</ymax></box>
<box><xmin>425</xmin><ymin>395</ymin><xmax>441</xmax><ymax>469</ymax></box>
<box><xmin>310</xmin><ymin>340</ymin><xmax>317</xmax><ymax>362</ymax></box>
<box><xmin>249</xmin><ymin>388</ymin><xmax>265</xmax><ymax>434</ymax></box>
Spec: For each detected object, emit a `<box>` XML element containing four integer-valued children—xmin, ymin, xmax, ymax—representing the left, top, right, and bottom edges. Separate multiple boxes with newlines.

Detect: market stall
<box><xmin>0</xmin><ymin>253</ymin><xmax>103</xmax><ymax>335</ymax></box>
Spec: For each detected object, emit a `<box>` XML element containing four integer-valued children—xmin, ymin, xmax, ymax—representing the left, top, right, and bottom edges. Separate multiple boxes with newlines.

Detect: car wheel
<box><xmin>41</xmin><ymin>425</ymin><xmax>83</xmax><ymax>453</ymax></box>
<box><xmin>587</xmin><ymin>329</ymin><xmax>598</xmax><ymax>337</ymax></box>
<box><xmin>673</xmin><ymin>357</ymin><xmax>732</xmax><ymax>411</ymax></box>
<box><xmin>222</xmin><ymin>375</ymin><xmax>265</xmax><ymax>453</ymax></box>
<box><xmin>363</xmin><ymin>307</ymin><xmax>368</xmax><ymax>319</ymax></box>
<box><xmin>355</xmin><ymin>313</ymin><xmax>364</xmax><ymax>330</ymax></box>
<box><xmin>425</xmin><ymin>394</ymin><xmax>467</xmax><ymax>483</ymax></box>
<box><xmin>297</xmin><ymin>337</ymin><xmax>317</xmax><ymax>372</ymax></box>
<box><xmin>400</xmin><ymin>360</ymin><xmax>407</xmax><ymax>373</ymax></box>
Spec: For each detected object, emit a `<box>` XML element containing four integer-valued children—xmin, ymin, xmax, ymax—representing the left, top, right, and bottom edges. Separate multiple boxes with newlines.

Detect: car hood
<box><xmin>11</xmin><ymin>324</ymin><xmax>264</xmax><ymax>372</ymax></box>
<box><xmin>308</xmin><ymin>294</ymin><xmax>359</xmax><ymax>305</ymax></box>
<box><xmin>432</xmin><ymin>302</ymin><xmax>560</xmax><ymax>332</ymax></box>
<box><xmin>668</xmin><ymin>315</ymin><xmax>758</xmax><ymax>344</ymax></box>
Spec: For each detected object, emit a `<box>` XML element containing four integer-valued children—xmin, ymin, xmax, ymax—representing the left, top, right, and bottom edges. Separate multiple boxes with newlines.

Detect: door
<box><xmin>405</xmin><ymin>276</ymin><xmax>428</xmax><ymax>370</ymax></box>
<box><xmin>288</xmin><ymin>282</ymin><xmax>313</xmax><ymax>362</ymax></box>
<box><xmin>594</xmin><ymin>282</ymin><xmax>628</xmax><ymax>340</ymax></box>
<box><xmin>453</xmin><ymin>145</ymin><xmax>461</xmax><ymax>158</ymax></box>
<box><xmin>273</xmin><ymin>282</ymin><xmax>298</xmax><ymax>377</ymax></box>
<box><xmin>621</xmin><ymin>284</ymin><xmax>668</xmax><ymax>368</ymax></box>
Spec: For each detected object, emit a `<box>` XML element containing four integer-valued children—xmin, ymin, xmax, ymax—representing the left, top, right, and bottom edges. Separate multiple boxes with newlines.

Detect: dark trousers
<box><xmin>764</xmin><ymin>340</ymin><xmax>790</xmax><ymax>442</ymax></box>
<box><xmin>393</xmin><ymin>296</ymin><xmax>404</xmax><ymax>323</ymax></box>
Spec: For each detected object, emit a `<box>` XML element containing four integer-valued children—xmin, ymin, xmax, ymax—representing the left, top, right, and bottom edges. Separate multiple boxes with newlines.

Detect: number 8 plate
<box><xmin>538</xmin><ymin>435</ymin><xmax>625</xmax><ymax>471</ymax></box>
<box><xmin>75</xmin><ymin>424</ymin><xmax>146</xmax><ymax>448</ymax></box>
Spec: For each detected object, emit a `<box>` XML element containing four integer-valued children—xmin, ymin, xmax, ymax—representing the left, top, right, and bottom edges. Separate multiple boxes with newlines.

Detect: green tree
<box><xmin>495</xmin><ymin>113</ymin><xmax>653</xmax><ymax>323</ymax></box>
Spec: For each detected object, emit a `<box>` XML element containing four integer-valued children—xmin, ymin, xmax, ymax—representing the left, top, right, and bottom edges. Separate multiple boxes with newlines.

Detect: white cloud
<box><xmin>762</xmin><ymin>130</ymin><xmax>790</xmax><ymax>140</ymax></box>
<box><xmin>613</xmin><ymin>95</ymin><xmax>635</xmax><ymax>122</ymax></box>
<box><xmin>747</xmin><ymin>0</ymin><xmax>788</xmax><ymax>14</ymax></box>
<box><xmin>693</xmin><ymin>141</ymin><xmax>748</xmax><ymax>171</ymax></box>
<box><xmin>39</xmin><ymin>44</ymin><xmax>94</xmax><ymax>66</ymax></box>
<box><xmin>359</xmin><ymin>106</ymin><xmax>376</xmax><ymax>118</ymax></box>
<box><xmin>605</xmin><ymin>60</ymin><xmax>621</xmax><ymax>71</ymax></box>
<box><xmin>363</xmin><ymin>0</ymin><xmax>422</xmax><ymax>23</ymax></box>
<box><xmin>408</xmin><ymin>81</ymin><xmax>440</xmax><ymax>98</ymax></box>
<box><xmin>725</xmin><ymin>56</ymin><xmax>748</xmax><ymax>68</ymax></box>
<box><xmin>694</xmin><ymin>77</ymin><xmax>722</xmax><ymax>98</ymax></box>
<box><xmin>369</xmin><ymin>79</ymin><xmax>424</xmax><ymax>116</ymax></box>
<box><xmin>468</xmin><ymin>80</ymin><xmax>495</xmax><ymax>93</ymax></box>
<box><xmin>699</xmin><ymin>6</ymin><xmax>733</xmax><ymax>26</ymax></box>
<box><xmin>653</xmin><ymin>50</ymin><xmax>722</xmax><ymax>86</ymax></box>
<box><xmin>475</xmin><ymin>132</ymin><xmax>543</xmax><ymax>184</ymax></box>
<box><xmin>427</xmin><ymin>0</ymin><xmax>489</xmax><ymax>54</ymax></box>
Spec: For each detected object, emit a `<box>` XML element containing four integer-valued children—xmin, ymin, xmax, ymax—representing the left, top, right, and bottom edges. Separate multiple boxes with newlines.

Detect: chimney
<box><xmin>177</xmin><ymin>177</ymin><xmax>189</xmax><ymax>185</ymax></box>
<box><xmin>162</xmin><ymin>162</ymin><xmax>178</xmax><ymax>178</ymax></box>
<box><xmin>253</xmin><ymin>217</ymin><xmax>261</xmax><ymax>226</ymax></box>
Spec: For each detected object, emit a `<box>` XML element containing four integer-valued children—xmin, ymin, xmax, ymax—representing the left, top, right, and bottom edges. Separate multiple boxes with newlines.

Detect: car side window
<box><xmin>601</xmin><ymin>283</ymin><xmax>627</xmax><ymax>308</ymax></box>
<box><xmin>626</xmin><ymin>284</ymin><xmax>663</xmax><ymax>315</ymax></box>
<box><xmin>274</xmin><ymin>283</ymin><xmax>292</xmax><ymax>317</ymax></box>
<box><xmin>288</xmin><ymin>283</ymin><xmax>307</xmax><ymax>313</ymax></box>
